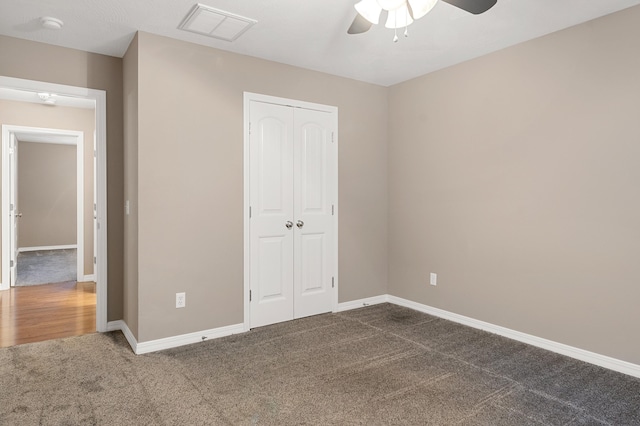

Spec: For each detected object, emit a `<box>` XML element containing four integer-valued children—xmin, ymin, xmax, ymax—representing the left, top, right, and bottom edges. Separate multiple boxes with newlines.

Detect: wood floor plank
<box><xmin>0</xmin><ymin>281</ymin><xmax>96</xmax><ymax>348</ymax></box>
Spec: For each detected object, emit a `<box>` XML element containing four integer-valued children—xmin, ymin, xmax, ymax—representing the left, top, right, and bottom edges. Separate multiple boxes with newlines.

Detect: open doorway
<box><xmin>0</xmin><ymin>76</ymin><xmax>108</xmax><ymax>344</ymax></box>
<box><xmin>6</xmin><ymin>126</ymin><xmax>89</xmax><ymax>289</ymax></box>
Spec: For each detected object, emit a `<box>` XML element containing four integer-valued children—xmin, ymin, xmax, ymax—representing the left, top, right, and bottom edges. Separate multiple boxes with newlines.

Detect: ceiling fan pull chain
<box><xmin>405</xmin><ymin>4</ymin><xmax>409</xmax><ymax>37</ymax></box>
<box><xmin>393</xmin><ymin>10</ymin><xmax>399</xmax><ymax>42</ymax></box>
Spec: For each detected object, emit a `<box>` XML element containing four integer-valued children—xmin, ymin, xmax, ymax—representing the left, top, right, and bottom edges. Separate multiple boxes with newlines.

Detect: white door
<box><xmin>9</xmin><ymin>135</ymin><xmax>18</xmax><ymax>286</ymax></box>
<box><xmin>293</xmin><ymin>108</ymin><xmax>334</xmax><ymax>319</ymax></box>
<box><xmin>249</xmin><ymin>100</ymin><xmax>336</xmax><ymax>328</ymax></box>
<box><xmin>249</xmin><ymin>102</ymin><xmax>295</xmax><ymax>328</ymax></box>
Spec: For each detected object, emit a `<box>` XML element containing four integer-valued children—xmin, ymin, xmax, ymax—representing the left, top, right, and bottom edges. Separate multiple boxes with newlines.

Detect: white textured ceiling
<box><xmin>1</xmin><ymin>0</ymin><xmax>640</xmax><ymax>86</ymax></box>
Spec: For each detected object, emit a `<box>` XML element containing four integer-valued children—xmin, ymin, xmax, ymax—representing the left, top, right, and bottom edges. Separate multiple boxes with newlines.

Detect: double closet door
<box><xmin>249</xmin><ymin>100</ymin><xmax>336</xmax><ymax>328</ymax></box>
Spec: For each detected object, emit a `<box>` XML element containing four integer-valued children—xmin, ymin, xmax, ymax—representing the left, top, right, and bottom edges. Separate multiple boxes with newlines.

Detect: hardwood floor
<box><xmin>0</xmin><ymin>281</ymin><xmax>96</xmax><ymax>348</ymax></box>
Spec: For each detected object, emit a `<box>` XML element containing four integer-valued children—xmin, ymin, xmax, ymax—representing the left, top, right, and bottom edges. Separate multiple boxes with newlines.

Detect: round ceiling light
<box><xmin>40</xmin><ymin>17</ymin><xmax>64</xmax><ymax>30</ymax></box>
<box><xmin>37</xmin><ymin>92</ymin><xmax>57</xmax><ymax>105</ymax></box>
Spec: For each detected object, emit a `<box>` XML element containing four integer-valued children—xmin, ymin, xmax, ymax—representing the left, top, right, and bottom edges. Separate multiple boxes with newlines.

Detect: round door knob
<box><xmin>296</xmin><ymin>220</ymin><xmax>304</xmax><ymax>228</ymax></box>
<box><xmin>285</xmin><ymin>221</ymin><xmax>293</xmax><ymax>229</ymax></box>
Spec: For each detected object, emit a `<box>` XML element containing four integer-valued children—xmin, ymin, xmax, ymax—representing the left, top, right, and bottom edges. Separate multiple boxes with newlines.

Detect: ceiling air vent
<box><xmin>179</xmin><ymin>4</ymin><xmax>257</xmax><ymax>42</ymax></box>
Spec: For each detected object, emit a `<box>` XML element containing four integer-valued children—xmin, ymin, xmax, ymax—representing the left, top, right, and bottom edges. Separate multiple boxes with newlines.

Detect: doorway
<box><xmin>0</xmin><ymin>76</ymin><xmax>108</xmax><ymax>333</ymax></box>
<box><xmin>243</xmin><ymin>93</ymin><xmax>338</xmax><ymax>329</ymax></box>
<box><xmin>3</xmin><ymin>126</ymin><xmax>87</xmax><ymax>288</ymax></box>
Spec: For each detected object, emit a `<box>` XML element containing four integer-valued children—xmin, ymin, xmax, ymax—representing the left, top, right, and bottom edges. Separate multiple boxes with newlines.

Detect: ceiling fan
<box><xmin>348</xmin><ymin>0</ymin><xmax>497</xmax><ymax>41</ymax></box>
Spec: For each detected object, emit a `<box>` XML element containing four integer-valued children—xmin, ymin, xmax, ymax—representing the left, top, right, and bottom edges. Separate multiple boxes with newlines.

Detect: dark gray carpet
<box><xmin>16</xmin><ymin>249</ymin><xmax>77</xmax><ymax>286</ymax></box>
<box><xmin>1</xmin><ymin>303</ymin><xmax>639</xmax><ymax>425</ymax></box>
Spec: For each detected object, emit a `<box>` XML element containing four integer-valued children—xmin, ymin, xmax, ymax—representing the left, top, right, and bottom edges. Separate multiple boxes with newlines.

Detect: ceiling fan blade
<box><xmin>441</xmin><ymin>0</ymin><xmax>497</xmax><ymax>15</ymax></box>
<box><xmin>347</xmin><ymin>14</ymin><xmax>374</xmax><ymax>34</ymax></box>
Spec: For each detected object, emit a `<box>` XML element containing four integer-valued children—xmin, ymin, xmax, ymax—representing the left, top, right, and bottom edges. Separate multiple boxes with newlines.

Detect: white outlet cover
<box><xmin>430</xmin><ymin>273</ymin><xmax>437</xmax><ymax>286</ymax></box>
<box><xmin>176</xmin><ymin>292</ymin><xmax>186</xmax><ymax>308</ymax></box>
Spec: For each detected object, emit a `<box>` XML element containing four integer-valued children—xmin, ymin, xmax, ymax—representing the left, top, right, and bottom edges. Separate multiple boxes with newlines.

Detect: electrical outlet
<box><xmin>176</xmin><ymin>292</ymin><xmax>186</xmax><ymax>308</ymax></box>
<box><xmin>430</xmin><ymin>273</ymin><xmax>437</xmax><ymax>286</ymax></box>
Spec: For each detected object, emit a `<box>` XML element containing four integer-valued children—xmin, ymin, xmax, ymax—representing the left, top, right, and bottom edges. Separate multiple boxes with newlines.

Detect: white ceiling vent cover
<box><xmin>179</xmin><ymin>4</ymin><xmax>257</xmax><ymax>42</ymax></box>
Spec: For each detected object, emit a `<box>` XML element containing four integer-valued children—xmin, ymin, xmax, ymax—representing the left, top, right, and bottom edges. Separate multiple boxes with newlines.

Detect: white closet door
<box><xmin>249</xmin><ymin>98</ymin><xmax>336</xmax><ymax>328</ymax></box>
<box><xmin>249</xmin><ymin>102</ymin><xmax>295</xmax><ymax>328</ymax></box>
<box><xmin>293</xmin><ymin>108</ymin><xmax>334</xmax><ymax>319</ymax></box>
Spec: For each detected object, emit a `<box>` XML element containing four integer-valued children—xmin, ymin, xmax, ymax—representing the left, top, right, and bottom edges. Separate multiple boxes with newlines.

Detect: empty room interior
<box><xmin>1</xmin><ymin>0</ymin><xmax>639</xmax><ymax>424</ymax></box>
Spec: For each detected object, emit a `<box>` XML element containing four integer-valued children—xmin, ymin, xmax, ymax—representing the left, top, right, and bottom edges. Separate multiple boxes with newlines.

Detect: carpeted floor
<box><xmin>16</xmin><ymin>249</ymin><xmax>77</xmax><ymax>286</ymax></box>
<box><xmin>1</xmin><ymin>303</ymin><xmax>639</xmax><ymax>425</ymax></box>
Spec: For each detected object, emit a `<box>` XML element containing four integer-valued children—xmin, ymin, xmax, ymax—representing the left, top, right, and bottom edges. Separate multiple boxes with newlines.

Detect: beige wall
<box><xmin>0</xmin><ymin>36</ymin><xmax>124</xmax><ymax>321</ymax></box>
<box><xmin>388</xmin><ymin>6</ymin><xmax>640</xmax><ymax>365</ymax></box>
<box><xmin>18</xmin><ymin>142</ymin><xmax>77</xmax><ymax>248</ymax></box>
<box><xmin>0</xmin><ymin>100</ymin><xmax>95</xmax><ymax>274</ymax></box>
<box><xmin>4</xmin><ymin>5</ymin><xmax>635</xmax><ymax>367</ymax></box>
<box><xmin>133</xmin><ymin>32</ymin><xmax>388</xmax><ymax>342</ymax></box>
<box><xmin>123</xmin><ymin>34</ymin><xmax>139</xmax><ymax>338</ymax></box>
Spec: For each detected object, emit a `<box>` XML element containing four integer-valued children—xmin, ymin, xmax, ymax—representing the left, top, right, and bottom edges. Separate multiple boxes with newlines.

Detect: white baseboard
<box><xmin>387</xmin><ymin>295</ymin><xmax>640</xmax><ymax>379</ymax></box>
<box><xmin>79</xmin><ymin>274</ymin><xmax>96</xmax><ymax>282</ymax></box>
<box><xmin>19</xmin><ymin>244</ymin><xmax>77</xmax><ymax>253</ymax></box>
<box><xmin>136</xmin><ymin>323</ymin><xmax>245</xmax><ymax>355</ymax></box>
<box><xmin>106</xmin><ymin>320</ymin><xmax>122</xmax><ymax>332</ymax></box>
<box><xmin>336</xmin><ymin>295</ymin><xmax>388</xmax><ymax>312</ymax></box>
<box><xmin>106</xmin><ymin>319</ymin><xmax>244</xmax><ymax>355</ymax></box>
<box><xmin>104</xmin><ymin>295</ymin><xmax>640</xmax><ymax>378</ymax></box>
<box><xmin>107</xmin><ymin>320</ymin><xmax>138</xmax><ymax>353</ymax></box>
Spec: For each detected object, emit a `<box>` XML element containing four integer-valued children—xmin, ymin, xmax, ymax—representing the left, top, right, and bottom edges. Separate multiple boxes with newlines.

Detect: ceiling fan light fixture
<box><xmin>348</xmin><ymin>0</ymin><xmax>496</xmax><ymax>40</ymax></box>
<box><xmin>354</xmin><ymin>0</ymin><xmax>382</xmax><ymax>24</ymax></box>
<box><xmin>377</xmin><ymin>0</ymin><xmax>407</xmax><ymax>10</ymax></box>
<box><xmin>408</xmin><ymin>0</ymin><xmax>439</xmax><ymax>19</ymax></box>
<box><xmin>385</xmin><ymin>3</ymin><xmax>414</xmax><ymax>28</ymax></box>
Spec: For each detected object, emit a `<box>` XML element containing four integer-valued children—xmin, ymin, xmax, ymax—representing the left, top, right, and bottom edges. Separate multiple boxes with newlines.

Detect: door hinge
<box><xmin>94</xmin><ymin>256</ymin><xmax>97</xmax><ymax>265</ymax></box>
<box><xmin>10</xmin><ymin>203</ymin><xmax>14</xmax><ymax>212</ymax></box>
<box><xmin>249</xmin><ymin>290</ymin><xmax>252</xmax><ymax>302</ymax></box>
<box><xmin>93</xmin><ymin>149</ymin><xmax>97</xmax><ymax>158</ymax></box>
<box><xmin>332</xmin><ymin>205</ymin><xmax>334</xmax><ymax>216</ymax></box>
<box><xmin>332</xmin><ymin>277</ymin><xmax>335</xmax><ymax>288</ymax></box>
<box><xmin>249</xmin><ymin>206</ymin><xmax>252</xmax><ymax>218</ymax></box>
<box><xmin>331</xmin><ymin>132</ymin><xmax>334</xmax><ymax>143</ymax></box>
<box><xmin>10</xmin><ymin>260</ymin><xmax>14</xmax><ymax>268</ymax></box>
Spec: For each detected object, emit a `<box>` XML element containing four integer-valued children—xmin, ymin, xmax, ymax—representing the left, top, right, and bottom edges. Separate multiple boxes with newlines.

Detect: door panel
<box><xmin>249</xmin><ymin>102</ymin><xmax>294</xmax><ymax>328</ymax></box>
<box><xmin>259</xmin><ymin>123</ymin><xmax>286</xmax><ymax>213</ymax></box>
<box><xmin>293</xmin><ymin>108</ymin><xmax>334</xmax><ymax>319</ymax></box>
<box><xmin>300</xmin><ymin>233</ymin><xmax>324</xmax><ymax>294</ymax></box>
<box><xmin>258</xmin><ymin>236</ymin><xmax>288</xmax><ymax>299</ymax></box>
<box><xmin>301</xmin><ymin>125</ymin><xmax>325</xmax><ymax>212</ymax></box>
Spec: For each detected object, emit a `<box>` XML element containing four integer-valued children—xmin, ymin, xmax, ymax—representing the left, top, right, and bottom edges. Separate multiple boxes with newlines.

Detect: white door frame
<box><xmin>2</xmin><ymin>126</ymin><xmax>86</xmax><ymax>284</ymax></box>
<box><xmin>243</xmin><ymin>92</ymin><xmax>339</xmax><ymax>331</ymax></box>
<box><xmin>0</xmin><ymin>76</ymin><xmax>108</xmax><ymax>333</ymax></box>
